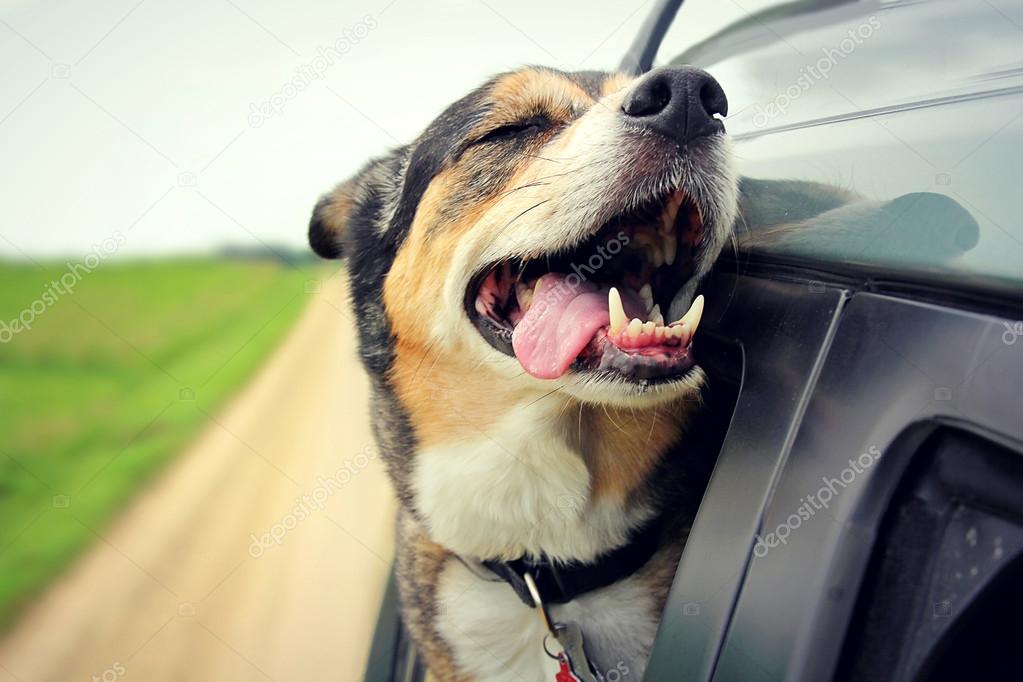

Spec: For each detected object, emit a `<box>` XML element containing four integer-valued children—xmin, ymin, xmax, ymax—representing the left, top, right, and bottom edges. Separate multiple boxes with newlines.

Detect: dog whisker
<box><xmin>497</xmin><ymin>180</ymin><xmax>551</xmax><ymax>198</ymax></box>
<box><xmin>523</xmin><ymin>384</ymin><xmax>566</xmax><ymax>408</ymax></box>
<box><xmin>498</xmin><ymin>199</ymin><xmax>551</xmax><ymax>234</ymax></box>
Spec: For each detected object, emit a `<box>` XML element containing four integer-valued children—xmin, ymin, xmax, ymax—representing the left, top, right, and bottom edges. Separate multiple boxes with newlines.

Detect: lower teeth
<box><xmin>607</xmin><ymin>290</ymin><xmax>704</xmax><ymax>349</ymax></box>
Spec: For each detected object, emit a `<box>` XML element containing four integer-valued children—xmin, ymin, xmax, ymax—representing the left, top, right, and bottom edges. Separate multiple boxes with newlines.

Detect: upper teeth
<box><xmin>660</xmin><ymin>192</ymin><xmax>684</xmax><ymax>234</ymax></box>
<box><xmin>663</xmin><ymin>233</ymin><xmax>677</xmax><ymax>266</ymax></box>
<box><xmin>515</xmin><ymin>282</ymin><xmax>533</xmax><ymax>310</ymax></box>
<box><xmin>631</xmin><ymin>231</ymin><xmax>677</xmax><ymax>270</ymax></box>
<box><xmin>639</xmin><ymin>284</ymin><xmax>654</xmax><ymax>312</ymax></box>
<box><xmin>608</xmin><ymin>287</ymin><xmax>628</xmax><ymax>335</ymax></box>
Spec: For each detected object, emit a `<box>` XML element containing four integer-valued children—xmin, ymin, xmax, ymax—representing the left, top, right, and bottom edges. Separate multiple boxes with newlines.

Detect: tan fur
<box><xmin>383</xmin><ymin>171</ymin><xmax>478</xmax><ymax>348</ymax></box>
<box><xmin>382</xmin><ymin>160</ymin><xmax>509</xmax><ymax>342</ymax></box>
<box><xmin>482</xmin><ymin>68</ymin><xmax>594</xmax><ymax>129</ymax></box>
<box><xmin>388</xmin><ymin>345</ymin><xmax>525</xmax><ymax>447</ymax></box>
<box><xmin>579</xmin><ymin>399</ymin><xmax>691</xmax><ymax>503</ymax></box>
<box><xmin>601</xmin><ymin>72</ymin><xmax>634</xmax><ymax>97</ymax></box>
<box><xmin>318</xmin><ymin>179</ymin><xmax>358</xmax><ymax>240</ymax></box>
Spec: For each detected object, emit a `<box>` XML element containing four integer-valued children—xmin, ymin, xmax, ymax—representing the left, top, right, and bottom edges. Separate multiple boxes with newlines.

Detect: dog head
<box><xmin>310</xmin><ymin>66</ymin><xmax>738</xmax><ymax>413</ymax></box>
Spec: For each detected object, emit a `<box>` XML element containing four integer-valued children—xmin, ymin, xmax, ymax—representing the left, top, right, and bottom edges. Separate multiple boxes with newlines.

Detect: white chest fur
<box><xmin>435</xmin><ymin>558</ymin><xmax>659</xmax><ymax>680</ymax></box>
<box><xmin>412</xmin><ymin>399</ymin><xmax>653</xmax><ymax>563</ymax></box>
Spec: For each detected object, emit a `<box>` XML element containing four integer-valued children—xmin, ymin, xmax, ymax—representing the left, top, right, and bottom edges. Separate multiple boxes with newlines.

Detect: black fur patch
<box><xmin>390</xmin><ymin>84</ymin><xmax>493</xmax><ymax>243</ymax></box>
<box><xmin>338</xmin><ymin>148</ymin><xmax>423</xmax><ymax>514</ymax></box>
<box><xmin>342</xmin><ymin>150</ymin><xmax>408</xmax><ymax>376</ymax></box>
<box><xmin>561</xmin><ymin>68</ymin><xmax>613</xmax><ymax>100</ymax></box>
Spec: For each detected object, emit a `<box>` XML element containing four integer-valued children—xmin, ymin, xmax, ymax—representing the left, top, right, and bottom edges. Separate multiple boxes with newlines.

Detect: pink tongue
<box><xmin>511</xmin><ymin>274</ymin><xmax>644</xmax><ymax>380</ymax></box>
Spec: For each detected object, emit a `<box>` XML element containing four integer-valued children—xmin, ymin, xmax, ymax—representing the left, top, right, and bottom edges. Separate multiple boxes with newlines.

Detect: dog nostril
<box><xmin>622</xmin><ymin>78</ymin><xmax>671</xmax><ymax>118</ymax></box>
<box><xmin>699</xmin><ymin>81</ymin><xmax>728</xmax><ymax>120</ymax></box>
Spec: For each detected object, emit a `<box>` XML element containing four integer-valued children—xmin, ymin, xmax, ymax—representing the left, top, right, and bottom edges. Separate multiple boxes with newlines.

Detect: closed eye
<box><xmin>470</xmin><ymin>114</ymin><xmax>550</xmax><ymax>147</ymax></box>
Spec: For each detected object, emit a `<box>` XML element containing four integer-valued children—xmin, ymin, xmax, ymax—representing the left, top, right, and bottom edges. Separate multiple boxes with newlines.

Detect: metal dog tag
<box><xmin>555</xmin><ymin>621</ymin><xmax>600</xmax><ymax>682</ymax></box>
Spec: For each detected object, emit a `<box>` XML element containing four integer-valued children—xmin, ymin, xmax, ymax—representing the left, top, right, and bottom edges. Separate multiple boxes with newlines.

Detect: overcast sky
<box><xmin>0</xmin><ymin>0</ymin><xmax>769</xmax><ymax>258</ymax></box>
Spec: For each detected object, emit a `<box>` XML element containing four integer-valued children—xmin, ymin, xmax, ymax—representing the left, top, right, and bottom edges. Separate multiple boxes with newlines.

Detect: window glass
<box><xmin>658</xmin><ymin>0</ymin><xmax>1023</xmax><ymax>292</ymax></box>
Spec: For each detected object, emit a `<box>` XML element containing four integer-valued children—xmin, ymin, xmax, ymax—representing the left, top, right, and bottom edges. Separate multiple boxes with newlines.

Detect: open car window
<box><xmin>658</xmin><ymin>0</ymin><xmax>1023</xmax><ymax>298</ymax></box>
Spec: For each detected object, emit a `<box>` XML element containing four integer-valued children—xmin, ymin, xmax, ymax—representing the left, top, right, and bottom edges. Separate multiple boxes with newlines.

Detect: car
<box><xmin>369</xmin><ymin>0</ymin><xmax>1023</xmax><ymax>679</ymax></box>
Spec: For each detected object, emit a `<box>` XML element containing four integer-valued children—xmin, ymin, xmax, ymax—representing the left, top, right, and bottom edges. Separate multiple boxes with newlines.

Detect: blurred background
<box><xmin>4</xmin><ymin>0</ymin><xmax>1021</xmax><ymax>680</ymax></box>
<box><xmin>0</xmin><ymin>1</ymin><xmax>753</xmax><ymax>680</ymax></box>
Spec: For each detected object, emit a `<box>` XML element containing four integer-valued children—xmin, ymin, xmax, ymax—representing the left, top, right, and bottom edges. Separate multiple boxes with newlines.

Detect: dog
<box><xmin>308</xmin><ymin>65</ymin><xmax>739</xmax><ymax>680</ymax></box>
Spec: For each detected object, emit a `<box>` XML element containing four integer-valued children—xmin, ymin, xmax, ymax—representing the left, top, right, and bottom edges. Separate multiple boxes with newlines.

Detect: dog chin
<box><xmin>547</xmin><ymin>365</ymin><xmax>706</xmax><ymax>408</ymax></box>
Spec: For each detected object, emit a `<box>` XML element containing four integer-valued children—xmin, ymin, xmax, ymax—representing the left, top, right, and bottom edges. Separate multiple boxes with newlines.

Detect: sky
<box><xmin>0</xmin><ymin>0</ymin><xmax>769</xmax><ymax>259</ymax></box>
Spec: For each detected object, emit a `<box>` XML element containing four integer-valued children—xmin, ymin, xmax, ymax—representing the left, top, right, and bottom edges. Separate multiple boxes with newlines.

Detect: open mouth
<box><xmin>466</xmin><ymin>189</ymin><xmax>708</xmax><ymax>383</ymax></box>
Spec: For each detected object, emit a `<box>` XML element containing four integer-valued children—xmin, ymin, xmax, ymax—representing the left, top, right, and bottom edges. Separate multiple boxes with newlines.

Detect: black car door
<box><xmin>644</xmin><ymin>1</ymin><xmax>1023</xmax><ymax>680</ymax></box>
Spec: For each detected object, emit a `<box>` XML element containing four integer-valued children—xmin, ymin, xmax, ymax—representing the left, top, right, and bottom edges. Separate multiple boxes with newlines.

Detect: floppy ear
<box><xmin>308</xmin><ymin>177</ymin><xmax>360</xmax><ymax>259</ymax></box>
<box><xmin>308</xmin><ymin>150</ymin><xmax>408</xmax><ymax>259</ymax></box>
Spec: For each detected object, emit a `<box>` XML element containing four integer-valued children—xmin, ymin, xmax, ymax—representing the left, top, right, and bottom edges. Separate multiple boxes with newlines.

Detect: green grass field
<box><xmin>0</xmin><ymin>258</ymin><xmax>321</xmax><ymax>629</ymax></box>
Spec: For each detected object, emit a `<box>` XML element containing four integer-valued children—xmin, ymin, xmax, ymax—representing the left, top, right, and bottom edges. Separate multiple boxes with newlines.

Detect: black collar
<box><xmin>479</xmin><ymin>514</ymin><xmax>665</xmax><ymax>607</ymax></box>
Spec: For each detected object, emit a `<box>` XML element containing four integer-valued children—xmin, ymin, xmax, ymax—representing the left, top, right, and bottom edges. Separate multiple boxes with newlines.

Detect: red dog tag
<box><xmin>555</xmin><ymin>653</ymin><xmax>582</xmax><ymax>682</ymax></box>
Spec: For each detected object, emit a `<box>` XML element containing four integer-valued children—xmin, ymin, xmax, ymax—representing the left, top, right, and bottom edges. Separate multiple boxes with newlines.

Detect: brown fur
<box><xmin>394</xmin><ymin>510</ymin><xmax>468</xmax><ymax>681</ymax></box>
<box><xmin>579</xmin><ymin>399</ymin><xmax>691</xmax><ymax>503</ymax></box>
<box><xmin>319</xmin><ymin>181</ymin><xmax>358</xmax><ymax>238</ymax></box>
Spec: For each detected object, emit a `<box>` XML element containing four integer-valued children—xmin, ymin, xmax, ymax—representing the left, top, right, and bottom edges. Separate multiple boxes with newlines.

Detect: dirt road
<box><xmin>0</xmin><ymin>272</ymin><xmax>397</xmax><ymax>681</ymax></box>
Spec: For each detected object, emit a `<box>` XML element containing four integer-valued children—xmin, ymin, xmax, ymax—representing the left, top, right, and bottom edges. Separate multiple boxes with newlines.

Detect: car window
<box><xmin>658</xmin><ymin>0</ymin><xmax>1023</xmax><ymax>294</ymax></box>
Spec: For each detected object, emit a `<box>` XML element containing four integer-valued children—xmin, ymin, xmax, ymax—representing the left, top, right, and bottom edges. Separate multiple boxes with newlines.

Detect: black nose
<box><xmin>621</xmin><ymin>66</ymin><xmax>728</xmax><ymax>145</ymax></box>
